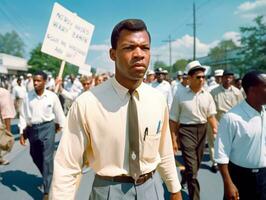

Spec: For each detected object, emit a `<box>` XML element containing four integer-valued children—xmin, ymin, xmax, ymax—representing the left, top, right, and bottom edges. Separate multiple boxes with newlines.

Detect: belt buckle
<box><xmin>252</xmin><ymin>169</ymin><xmax>259</xmax><ymax>173</ymax></box>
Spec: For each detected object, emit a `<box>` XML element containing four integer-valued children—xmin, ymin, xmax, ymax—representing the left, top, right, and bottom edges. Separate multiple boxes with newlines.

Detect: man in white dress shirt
<box><xmin>50</xmin><ymin>19</ymin><xmax>182</xmax><ymax>200</ymax></box>
<box><xmin>215</xmin><ymin>71</ymin><xmax>266</xmax><ymax>200</ymax></box>
<box><xmin>19</xmin><ymin>71</ymin><xmax>65</xmax><ymax>200</ymax></box>
<box><xmin>152</xmin><ymin>68</ymin><xmax>173</xmax><ymax>108</ymax></box>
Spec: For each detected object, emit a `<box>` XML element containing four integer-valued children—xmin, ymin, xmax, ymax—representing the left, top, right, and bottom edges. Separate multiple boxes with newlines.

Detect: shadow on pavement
<box><xmin>0</xmin><ymin>170</ymin><xmax>43</xmax><ymax>199</ymax></box>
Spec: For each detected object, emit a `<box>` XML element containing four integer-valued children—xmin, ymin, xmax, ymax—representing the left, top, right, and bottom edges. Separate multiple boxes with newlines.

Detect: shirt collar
<box><xmin>33</xmin><ymin>89</ymin><xmax>48</xmax><ymax>99</ymax></box>
<box><xmin>221</xmin><ymin>85</ymin><xmax>233</xmax><ymax>91</ymax></box>
<box><xmin>111</xmin><ymin>77</ymin><xmax>142</xmax><ymax>101</ymax></box>
<box><xmin>187</xmin><ymin>86</ymin><xmax>205</xmax><ymax>94</ymax></box>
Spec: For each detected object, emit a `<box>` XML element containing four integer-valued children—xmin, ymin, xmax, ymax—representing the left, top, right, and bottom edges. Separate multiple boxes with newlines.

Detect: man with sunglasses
<box><xmin>170</xmin><ymin>60</ymin><xmax>217</xmax><ymax>200</ymax></box>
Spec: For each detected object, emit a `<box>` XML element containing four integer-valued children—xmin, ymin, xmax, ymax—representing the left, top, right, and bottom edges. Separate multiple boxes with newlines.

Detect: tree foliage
<box><xmin>239</xmin><ymin>15</ymin><xmax>266</xmax><ymax>71</ymax></box>
<box><xmin>153</xmin><ymin>60</ymin><xmax>168</xmax><ymax>69</ymax></box>
<box><xmin>208</xmin><ymin>40</ymin><xmax>238</xmax><ymax>64</ymax></box>
<box><xmin>28</xmin><ymin>43</ymin><xmax>78</xmax><ymax>77</ymax></box>
<box><xmin>172</xmin><ymin>59</ymin><xmax>189</xmax><ymax>72</ymax></box>
<box><xmin>0</xmin><ymin>31</ymin><xmax>25</xmax><ymax>57</ymax></box>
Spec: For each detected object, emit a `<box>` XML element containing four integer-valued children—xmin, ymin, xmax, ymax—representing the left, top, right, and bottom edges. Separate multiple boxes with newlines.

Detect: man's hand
<box><xmin>55</xmin><ymin>123</ymin><xmax>62</xmax><ymax>133</ymax></box>
<box><xmin>19</xmin><ymin>135</ymin><xmax>26</xmax><ymax>146</ymax></box>
<box><xmin>172</xmin><ymin>135</ymin><xmax>178</xmax><ymax>154</ymax></box>
<box><xmin>224</xmin><ymin>181</ymin><xmax>239</xmax><ymax>200</ymax></box>
<box><xmin>170</xmin><ymin>191</ymin><xmax>182</xmax><ymax>200</ymax></box>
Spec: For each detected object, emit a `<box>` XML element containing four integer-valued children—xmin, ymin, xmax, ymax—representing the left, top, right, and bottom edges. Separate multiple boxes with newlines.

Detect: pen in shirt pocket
<box><xmin>156</xmin><ymin>120</ymin><xmax>161</xmax><ymax>134</ymax></box>
<box><xmin>143</xmin><ymin>127</ymin><xmax>148</xmax><ymax>141</ymax></box>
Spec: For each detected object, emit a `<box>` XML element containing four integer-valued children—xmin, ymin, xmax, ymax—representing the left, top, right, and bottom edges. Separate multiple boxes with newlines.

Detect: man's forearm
<box><xmin>169</xmin><ymin>120</ymin><xmax>179</xmax><ymax>141</ymax></box>
<box><xmin>4</xmin><ymin>118</ymin><xmax>11</xmax><ymax>132</ymax></box>
<box><xmin>207</xmin><ymin>115</ymin><xmax>217</xmax><ymax>134</ymax></box>
<box><xmin>218</xmin><ymin>164</ymin><xmax>232</xmax><ymax>184</ymax></box>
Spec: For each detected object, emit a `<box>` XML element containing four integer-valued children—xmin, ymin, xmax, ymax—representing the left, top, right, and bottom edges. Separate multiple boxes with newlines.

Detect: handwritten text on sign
<box><xmin>41</xmin><ymin>3</ymin><xmax>94</xmax><ymax>67</ymax></box>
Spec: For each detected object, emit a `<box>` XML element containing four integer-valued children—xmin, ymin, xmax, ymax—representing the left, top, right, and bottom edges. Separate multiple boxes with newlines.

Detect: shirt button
<box><xmin>131</xmin><ymin>152</ymin><xmax>136</xmax><ymax>160</ymax></box>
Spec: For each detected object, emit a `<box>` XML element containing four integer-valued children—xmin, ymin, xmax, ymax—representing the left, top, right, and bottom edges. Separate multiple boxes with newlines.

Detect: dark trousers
<box><xmin>27</xmin><ymin>121</ymin><xmax>55</xmax><ymax>194</ymax></box>
<box><xmin>179</xmin><ymin>123</ymin><xmax>207</xmax><ymax>200</ymax></box>
<box><xmin>226</xmin><ymin>162</ymin><xmax>266</xmax><ymax>200</ymax></box>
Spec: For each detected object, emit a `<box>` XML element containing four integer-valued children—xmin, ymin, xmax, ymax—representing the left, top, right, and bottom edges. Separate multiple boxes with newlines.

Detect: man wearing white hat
<box><xmin>25</xmin><ymin>73</ymin><xmax>34</xmax><ymax>92</ymax></box>
<box><xmin>145</xmin><ymin>69</ymin><xmax>155</xmax><ymax>84</ymax></box>
<box><xmin>207</xmin><ymin>69</ymin><xmax>224</xmax><ymax>92</ymax></box>
<box><xmin>152</xmin><ymin>68</ymin><xmax>173</xmax><ymax>108</ymax></box>
<box><xmin>170</xmin><ymin>60</ymin><xmax>217</xmax><ymax>200</ymax></box>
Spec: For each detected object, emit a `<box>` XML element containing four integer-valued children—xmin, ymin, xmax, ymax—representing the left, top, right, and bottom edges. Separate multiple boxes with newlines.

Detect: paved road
<box><xmin>0</xmin><ymin>122</ymin><xmax>223</xmax><ymax>200</ymax></box>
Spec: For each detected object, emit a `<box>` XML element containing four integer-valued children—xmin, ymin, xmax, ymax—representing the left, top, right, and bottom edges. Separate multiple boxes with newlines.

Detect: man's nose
<box><xmin>133</xmin><ymin>47</ymin><xmax>144</xmax><ymax>58</ymax></box>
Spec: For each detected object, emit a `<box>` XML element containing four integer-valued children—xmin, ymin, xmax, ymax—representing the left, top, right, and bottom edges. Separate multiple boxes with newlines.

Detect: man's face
<box><xmin>253</xmin><ymin>75</ymin><xmax>266</xmax><ymax>105</ymax></box>
<box><xmin>222</xmin><ymin>75</ymin><xmax>234</xmax><ymax>89</ymax></box>
<box><xmin>146</xmin><ymin>74</ymin><xmax>155</xmax><ymax>83</ymax></box>
<box><xmin>33</xmin><ymin>75</ymin><xmax>46</xmax><ymax>92</ymax></box>
<box><xmin>156</xmin><ymin>73</ymin><xmax>164</xmax><ymax>83</ymax></box>
<box><xmin>189</xmin><ymin>70</ymin><xmax>205</xmax><ymax>89</ymax></box>
<box><xmin>215</xmin><ymin>76</ymin><xmax>222</xmax><ymax>84</ymax></box>
<box><xmin>82</xmin><ymin>80</ymin><xmax>92</xmax><ymax>91</ymax></box>
<box><xmin>110</xmin><ymin>29</ymin><xmax>150</xmax><ymax>83</ymax></box>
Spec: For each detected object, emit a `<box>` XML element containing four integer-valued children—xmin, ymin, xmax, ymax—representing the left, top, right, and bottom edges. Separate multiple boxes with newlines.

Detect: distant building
<box><xmin>198</xmin><ymin>49</ymin><xmax>244</xmax><ymax>75</ymax></box>
<box><xmin>0</xmin><ymin>53</ymin><xmax>30</xmax><ymax>74</ymax></box>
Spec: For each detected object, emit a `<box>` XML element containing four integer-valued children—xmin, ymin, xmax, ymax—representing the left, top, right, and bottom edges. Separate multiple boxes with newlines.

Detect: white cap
<box><xmin>146</xmin><ymin>70</ymin><xmax>155</xmax><ymax>76</ymax></box>
<box><xmin>162</xmin><ymin>69</ymin><xmax>168</xmax><ymax>74</ymax></box>
<box><xmin>214</xmin><ymin>69</ymin><xmax>224</xmax><ymax>77</ymax></box>
<box><xmin>186</xmin><ymin>60</ymin><xmax>205</xmax><ymax>74</ymax></box>
<box><xmin>27</xmin><ymin>73</ymin><xmax>32</xmax><ymax>77</ymax></box>
<box><xmin>177</xmin><ymin>70</ymin><xmax>183</xmax><ymax>76</ymax></box>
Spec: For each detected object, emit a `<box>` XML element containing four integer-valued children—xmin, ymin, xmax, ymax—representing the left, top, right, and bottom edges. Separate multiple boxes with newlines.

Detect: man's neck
<box><xmin>190</xmin><ymin>85</ymin><xmax>202</xmax><ymax>93</ymax></box>
<box><xmin>246</xmin><ymin>98</ymin><xmax>262</xmax><ymax>112</ymax></box>
<box><xmin>115</xmin><ymin>75</ymin><xmax>142</xmax><ymax>92</ymax></box>
<box><xmin>35</xmin><ymin>89</ymin><xmax>45</xmax><ymax>96</ymax></box>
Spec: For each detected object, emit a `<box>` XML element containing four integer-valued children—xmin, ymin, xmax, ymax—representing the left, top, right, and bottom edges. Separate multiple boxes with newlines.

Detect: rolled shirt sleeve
<box><xmin>169</xmin><ymin>94</ymin><xmax>180</xmax><ymax>122</ymax></box>
<box><xmin>52</xmin><ymin>93</ymin><xmax>65</xmax><ymax>128</ymax></box>
<box><xmin>214</xmin><ymin>114</ymin><xmax>234</xmax><ymax>164</ymax></box>
<box><xmin>157</xmin><ymin>107</ymin><xmax>181</xmax><ymax>193</ymax></box>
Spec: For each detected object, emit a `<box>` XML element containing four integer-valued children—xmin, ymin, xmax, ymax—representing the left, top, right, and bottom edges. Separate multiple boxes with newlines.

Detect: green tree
<box><xmin>172</xmin><ymin>59</ymin><xmax>188</xmax><ymax>72</ymax></box>
<box><xmin>0</xmin><ymin>31</ymin><xmax>25</xmax><ymax>57</ymax></box>
<box><xmin>28</xmin><ymin>43</ymin><xmax>78</xmax><ymax>77</ymax></box>
<box><xmin>208</xmin><ymin>39</ymin><xmax>238</xmax><ymax>70</ymax></box>
<box><xmin>239</xmin><ymin>15</ymin><xmax>266</xmax><ymax>71</ymax></box>
<box><xmin>153</xmin><ymin>60</ymin><xmax>168</xmax><ymax>70</ymax></box>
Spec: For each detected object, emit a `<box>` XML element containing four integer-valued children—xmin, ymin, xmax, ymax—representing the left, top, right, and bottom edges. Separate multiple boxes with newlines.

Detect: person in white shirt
<box><xmin>12</xmin><ymin>77</ymin><xmax>26</xmax><ymax>117</ymax></box>
<box><xmin>49</xmin><ymin>18</ymin><xmax>182</xmax><ymax>200</ymax></box>
<box><xmin>152</xmin><ymin>68</ymin><xmax>173</xmax><ymax>108</ymax></box>
<box><xmin>19</xmin><ymin>71</ymin><xmax>65</xmax><ymax>200</ymax></box>
<box><xmin>46</xmin><ymin>74</ymin><xmax>55</xmax><ymax>91</ymax></box>
<box><xmin>207</xmin><ymin>69</ymin><xmax>224</xmax><ymax>92</ymax></box>
<box><xmin>215</xmin><ymin>71</ymin><xmax>266</xmax><ymax>200</ymax></box>
<box><xmin>172</xmin><ymin>72</ymin><xmax>189</xmax><ymax>96</ymax></box>
<box><xmin>57</xmin><ymin>75</ymin><xmax>93</xmax><ymax>101</ymax></box>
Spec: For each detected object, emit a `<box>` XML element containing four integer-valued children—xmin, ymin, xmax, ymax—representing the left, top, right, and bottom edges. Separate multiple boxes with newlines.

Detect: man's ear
<box><xmin>109</xmin><ymin>48</ymin><xmax>116</xmax><ymax>61</ymax></box>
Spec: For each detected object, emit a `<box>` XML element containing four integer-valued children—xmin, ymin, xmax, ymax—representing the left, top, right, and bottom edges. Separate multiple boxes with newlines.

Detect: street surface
<box><xmin>0</xmin><ymin>120</ymin><xmax>223</xmax><ymax>200</ymax></box>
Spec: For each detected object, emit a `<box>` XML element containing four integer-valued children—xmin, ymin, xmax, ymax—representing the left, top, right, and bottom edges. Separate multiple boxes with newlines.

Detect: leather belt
<box><xmin>96</xmin><ymin>170</ymin><xmax>155</xmax><ymax>185</ymax></box>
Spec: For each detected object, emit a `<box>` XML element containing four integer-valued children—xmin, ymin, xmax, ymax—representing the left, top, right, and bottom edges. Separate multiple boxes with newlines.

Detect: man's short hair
<box><xmin>34</xmin><ymin>71</ymin><xmax>48</xmax><ymax>81</ymax></box>
<box><xmin>242</xmin><ymin>71</ymin><xmax>265</xmax><ymax>94</ymax></box>
<box><xmin>111</xmin><ymin>19</ymin><xmax>151</xmax><ymax>49</ymax></box>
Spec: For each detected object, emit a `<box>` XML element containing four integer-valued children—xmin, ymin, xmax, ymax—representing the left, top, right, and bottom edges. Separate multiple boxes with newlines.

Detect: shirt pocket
<box><xmin>43</xmin><ymin>102</ymin><xmax>53</xmax><ymax>115</ymax></box>
<box><xmin>142</xmin><ymin>133</ymin><xmax>161</xmax><ymax>162</ymax></box>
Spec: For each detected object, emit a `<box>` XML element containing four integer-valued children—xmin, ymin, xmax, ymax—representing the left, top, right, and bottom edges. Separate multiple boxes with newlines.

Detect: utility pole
<box><xmin>162</xmin><ymin>35</ymin><xmax>174</xmax><ymax>73</ymax></box>
<box><xmin>193</xmin><ymin>2</ymin><xmax>196</xmax><ymax>60</ymax></box>
<box><xmin>187</xmin><ymin>2</ymin><xmax>198</xmax><ymax>60</ymax></box>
